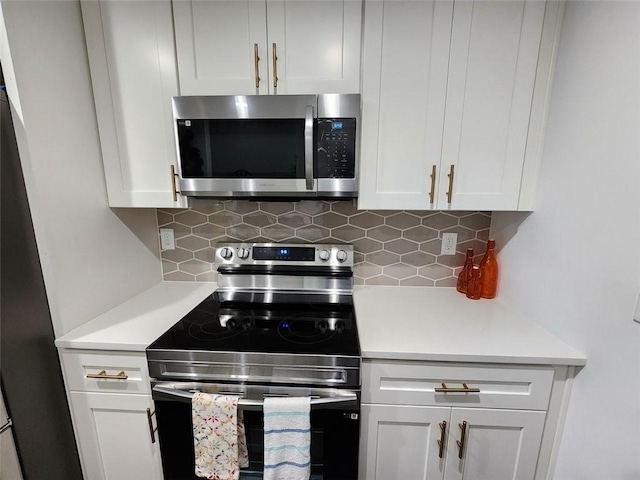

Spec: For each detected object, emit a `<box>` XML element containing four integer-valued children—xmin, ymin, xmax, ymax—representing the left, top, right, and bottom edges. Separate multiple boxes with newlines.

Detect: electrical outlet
<box><xmin>440</xmin><ymin>232</ymin><xmax>458</xmax><ymax>255</ymax></box>
<box><xmin>160</xmin><ymin>228</ymin><xmax>175</xmax><ymax>251</ymax></box>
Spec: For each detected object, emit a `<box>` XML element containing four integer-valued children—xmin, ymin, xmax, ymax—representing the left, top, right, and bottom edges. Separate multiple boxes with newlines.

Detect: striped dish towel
<box><xmin>263</xmin><ymin>397</ymin><xmax>311</xmax><ymax>480</ymax></box>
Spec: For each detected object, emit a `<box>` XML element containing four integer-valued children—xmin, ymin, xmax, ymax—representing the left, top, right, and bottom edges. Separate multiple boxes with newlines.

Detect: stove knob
<box><xmin>319</xmin><ymin>249</ymin><xmax>330</xmax><ymax>261</ymax></box>
<box><xmin>336</xmin><ymin>249</ymin><xmax>348</xmax><ymax>263</ymax></box>
<box><xmin>237</xmin><ymin>248</ymin><xmax>250</xmax><ymax>260</ymax></box>
<box><xmin>219</xmin><ymin>247</ymin><xmax>233</xmax><ymax>260</ymax></box>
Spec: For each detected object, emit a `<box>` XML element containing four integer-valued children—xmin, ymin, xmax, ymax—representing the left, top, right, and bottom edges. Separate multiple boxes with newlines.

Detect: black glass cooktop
<box><xmin>148</xmin><ymin>293</ymin><xmax>360</xmax><ymax>357</ymax></box>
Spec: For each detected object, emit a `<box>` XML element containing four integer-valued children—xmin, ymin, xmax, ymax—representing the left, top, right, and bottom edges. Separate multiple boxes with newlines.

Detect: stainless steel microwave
<box><xmin>172</xmin><ymin>94</ymin><xmax>360</xmax><ymax>198</ymax></box>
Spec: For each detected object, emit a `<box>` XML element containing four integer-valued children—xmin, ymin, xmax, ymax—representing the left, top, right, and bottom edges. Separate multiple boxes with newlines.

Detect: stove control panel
<box><xmin>214</xmin><ymin>243</ymin><xmax>353</xmax><ymax>267</ymax></box>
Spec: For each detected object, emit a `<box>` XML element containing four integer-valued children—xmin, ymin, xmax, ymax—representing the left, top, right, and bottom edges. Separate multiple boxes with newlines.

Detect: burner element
<box><xmin>187</xmin><ymin>313</ymin><xmax>253</xmax><ymax>342</ymax></box>
<box><xmin>277</xmin><ymin>314</ymin><xmax>341</xmax><ymax>345</ymax></box>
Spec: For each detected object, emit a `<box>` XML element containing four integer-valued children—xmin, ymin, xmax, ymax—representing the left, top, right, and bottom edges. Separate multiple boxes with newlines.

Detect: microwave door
<box><xmin>175</xmin><ymin>95</ymin><xmax>318</xmax><ymax>198</ymax></box>
<box><xmin>177</xmin><ymin>116</ymin><xmax>317</xmax><ymax>197</ymax></box>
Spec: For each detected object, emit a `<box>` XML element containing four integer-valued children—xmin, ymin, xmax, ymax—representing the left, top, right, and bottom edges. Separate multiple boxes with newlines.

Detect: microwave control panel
<box><xmin>316</xmin><ymin>118</ymin><xmax>356</xmax><ymax>179</ymax></box>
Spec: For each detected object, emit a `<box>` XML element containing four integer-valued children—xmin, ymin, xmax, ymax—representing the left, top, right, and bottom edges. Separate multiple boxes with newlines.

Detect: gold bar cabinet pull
<box><xmin>434</xmin><ymin>382</ymin><xmax>480</xmax><ymax>393</ymax></box>
<box><xmin>272</xmin><ymin>42</ymin><xmax>279</xmax><ymax>88</ymax></box>
<box><xmin>146</xmin><ymin>408</ymin><xmax>158</xmax><ymax>444</ymax></box>
<box><xmin>253</xmin><ymin>43</ymin><xmax>261</xmax><ymax>88</ymax></box>
<box><xmin>437</xmin><ymin>421</ymin><xmax>447</xmax><ymax>458</ymax></box>
<box><xmin>446</xmin><ymin>164</ymin><xmax>455</xmax><ymax>203</ymax></box>
<box><xmin>85</xmin><ymin>370</ymin><xmax>128</xmax><ymax>380</ymax></box>
<box><xmin>429</xmin><ymin>165</ymin><xmax>437</xmax><ymax>204</ymax></box>
<box><xmin>456</xmin><ymin>421</ymin><xmax>467</xmax><ymax>459</ymax></box>
<box><xmin>170</xmin><ymin>165</ymin><xmax>179</xmax><ymax>202</ymax></box>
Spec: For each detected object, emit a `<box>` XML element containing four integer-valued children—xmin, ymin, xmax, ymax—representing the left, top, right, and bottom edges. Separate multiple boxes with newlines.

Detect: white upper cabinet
<box><xmin>172</xmin><ymin>1</ymin><xmax>268</xmax><ymax>95</ymax></box>
<box><xmin>173</xmin><ymin>0</ymin><xmax>363</xmax><ymax>95</ymax></box>
<box><xmin>359</xmin><ymin>0</ymin><xmax>453</xmax><ymax>210</ymax></box>
<box><xmin>359</xmin><ymin>0</ymin><xmax>562</xmax><ymax>211</ymax></box>
<box><xmin>82</xmin><ymin>0</ymin><xmax>188</xmax><ymax>208</ymax></box>
<box><xmin>441</xmin><ymin>1</ymin><xmax>546</xmax><ymax>210</ymax></box>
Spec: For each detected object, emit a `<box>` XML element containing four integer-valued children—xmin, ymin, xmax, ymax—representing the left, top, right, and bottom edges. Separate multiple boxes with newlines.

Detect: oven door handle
<box><xmin>152</xmin><ymin>385</ymin><xmax>358</xmax><ymax>410</ymax></box>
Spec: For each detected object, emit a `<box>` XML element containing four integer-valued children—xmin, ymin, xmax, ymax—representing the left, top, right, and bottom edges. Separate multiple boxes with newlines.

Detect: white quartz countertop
<box><xmin>56</xmin><ymin>283</ymin><xmax>585</xmax><ymax>366</ymax></box>
<box><xmin>354</xmin><ymin>286</ymin><xmax>586</xmax><ymax>366</ymax></box>
<box><xmin>55</xmin><ymin>282</ymin><xmax>215</xmax><ymax>351</ymax></box>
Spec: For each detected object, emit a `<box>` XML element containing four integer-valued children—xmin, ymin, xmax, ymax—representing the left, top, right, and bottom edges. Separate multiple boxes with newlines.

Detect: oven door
<box><xmin>173</xmin><ymin>95</ymin><xmax>318</xmax><ymax>197</ymax></box>
<box><xmin>152</xmin><ymin>383</ymin><xmax>360</xmax><ymax>480</ymax></box>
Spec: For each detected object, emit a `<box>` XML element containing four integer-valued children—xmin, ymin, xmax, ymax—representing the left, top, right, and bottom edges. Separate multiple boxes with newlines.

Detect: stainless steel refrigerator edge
<box><xmin>1</xmin><ymin>86</ymin><xmax>83</xmax><ymax>479</ymax></box>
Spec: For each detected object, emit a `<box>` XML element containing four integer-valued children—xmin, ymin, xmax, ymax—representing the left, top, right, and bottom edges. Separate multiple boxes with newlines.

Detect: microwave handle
<box><xmin>304</xmin><ymin>105</ymin><xmax>314</xmax><ymax>190</ymax></box>
<box><xmin>152</xmin><ymin>385</ymin><xmax>357</xmax><ymax>410</ymax></box>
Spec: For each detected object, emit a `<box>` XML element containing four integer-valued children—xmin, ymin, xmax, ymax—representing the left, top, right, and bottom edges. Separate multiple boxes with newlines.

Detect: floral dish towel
<box><xmin>192</xmin><ymin>392</ymin><xmax>245</xmax><ymax>480</ymax></box>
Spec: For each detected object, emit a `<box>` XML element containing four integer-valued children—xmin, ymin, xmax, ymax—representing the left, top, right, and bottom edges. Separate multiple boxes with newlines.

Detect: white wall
<box><xmin>0</xmin><ymin>0</ymin><xmax>162</xmax><ymax>336</ymax></box>
<box><xmin>492</xmin><ymin>2</ymin><xmax>640</xmax><ymax>478</ymax></box>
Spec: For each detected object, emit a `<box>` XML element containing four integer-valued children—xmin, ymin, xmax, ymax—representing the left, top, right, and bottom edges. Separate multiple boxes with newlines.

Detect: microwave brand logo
<box><xmin>258</xmin><ymin>183</ymin><xmax>276</xmax><ymax>187</ymax></box>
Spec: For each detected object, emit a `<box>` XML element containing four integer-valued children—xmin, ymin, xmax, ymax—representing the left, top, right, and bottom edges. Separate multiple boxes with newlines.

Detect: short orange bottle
<box><xmin>465</xmin><ymin>265</ymin><xmax>482</xmax><ymax>300</ymax></box>
<box><xmin>456</xmin><ymin>248</ymin><xmax>474</xmax><ymax>294</ymax></box>
<box><xmin>479</xmin><ymin>239</ymin><xmax>498</xmax><ymax>299</ymax></box>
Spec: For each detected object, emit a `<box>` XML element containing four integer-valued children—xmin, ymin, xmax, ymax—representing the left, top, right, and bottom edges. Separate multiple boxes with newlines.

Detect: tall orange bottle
<box><xmin>479</xmin><ymin>239</ymin><xmax>498</xmax><ymax>299</ymax></box>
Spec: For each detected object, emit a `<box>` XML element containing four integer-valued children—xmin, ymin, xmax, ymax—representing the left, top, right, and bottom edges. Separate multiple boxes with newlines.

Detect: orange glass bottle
<box><xmin>456</xmin><ymin>248</ymin><xmax>474</xmax><ymax>294</ymax></box>
<box><xmin>465</xmin><ymin>265</ymin><xmax>482</xmax><ymax>300</ymax></box>
<box><xmin>479</xmin><ymin>239</ymin><xmax>498</xmax><ymax>299</ymax></box>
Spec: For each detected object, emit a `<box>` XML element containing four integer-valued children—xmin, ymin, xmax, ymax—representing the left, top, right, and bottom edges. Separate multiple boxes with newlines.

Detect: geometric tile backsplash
<box><xmin>157</xmin><ymin>199</ymin><xmax>491</xmax><ymax>286</ymax></box>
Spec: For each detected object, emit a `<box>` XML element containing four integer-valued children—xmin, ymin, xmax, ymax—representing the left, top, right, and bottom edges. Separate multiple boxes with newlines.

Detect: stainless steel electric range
<box><xmin>146</xmin><ymin>242</ymin><xmax>361</xmax><ymax>480</ymax></box>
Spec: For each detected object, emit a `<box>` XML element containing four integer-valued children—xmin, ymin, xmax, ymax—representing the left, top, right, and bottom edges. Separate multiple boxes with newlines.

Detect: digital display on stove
<box><xmin>252</xmin><ymin>246</ymin><xmax>315</xmax><ymax>261</ymax></box>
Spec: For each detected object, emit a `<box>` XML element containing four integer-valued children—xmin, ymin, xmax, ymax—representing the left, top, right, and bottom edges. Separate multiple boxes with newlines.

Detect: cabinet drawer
<box><xmin>363</xmin><ymin>360</ymin><xmax>554</xmax><ymax>410</ymax></box>
<box><xmin>61</xmin><ymin>350</ymin><xmax>151</xmax><ymax>394</ymax></box>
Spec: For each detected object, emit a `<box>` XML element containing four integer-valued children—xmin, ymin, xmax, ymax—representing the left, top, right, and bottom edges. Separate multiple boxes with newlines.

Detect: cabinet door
<box><xmin>358</xmin><ymin>0</ymin><xmax>453</xmax><ymax>210</ymax></box>
<box><xmin>81</xmin><ymin>0</ymin><xmax>186</xmax><ymax>208</ymax></box>
<box><xmin>70</xmin><ymin>392</ymin><xmax>162</xmax><ymax>480</ymax></box>
<box><xmin>440</xmin><ymin>0</ymin><xmax>546</xmax><ymax>210</ymax></box>
<box><xmin>359</xmin><ymin>404</ymin><xmax>450</xmax><ymax>480</ymax></box>
<box><xmin>173</xmin><ymin>0</ymin><xmax>268</xmax><ymax>95</ymax></box>
<box><xmin>445</xmin><ymin>408</ymin><xmax>545</xmax><ymax>480</ymax></box>
<box><xmin>265</xmin><ymin>0</ymin><xmax>362</xmax><ymax>94</ymax></box>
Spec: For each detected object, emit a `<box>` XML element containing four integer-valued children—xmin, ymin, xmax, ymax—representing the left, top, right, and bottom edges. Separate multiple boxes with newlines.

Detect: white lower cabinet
<box><xmin>444</xmin><ymin>408</ymin><xmax>545</xmax><ymax>480</ymax></box>
<box><xmin>359</xmin><ymin>360</ymin><xmax>557</xmax><ymax>480</ymax></box>
<box><xmin>361</xmin><ymin>404</ymin><xmax>449</xmax><ymax>480</ymax></box>
<box><xmin>60</xmin><ymin>350</ymin><xmax>163</xmax><ymax>480</ymax></box>
<box><xmin>361</xmin><ymin>405</ymin><xmax>545</xmax><ymax>480</ymax></box>
<box><xmin>70</xmin><ymin>392</ymin><xmax>162</xmax><ymax>480</ymax></box>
